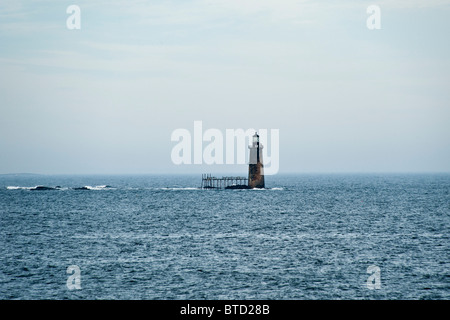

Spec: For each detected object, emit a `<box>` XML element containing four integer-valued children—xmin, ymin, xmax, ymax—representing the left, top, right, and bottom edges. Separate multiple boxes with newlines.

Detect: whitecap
<box><xmin>84</xmin><ymin>185</ymin><xmax>115</xmax><ymax>190</ymax></box>
<box><xmin>6</xmin><ymin>186</ymin><xmax>32</xmax><ymax>190</ymax></box>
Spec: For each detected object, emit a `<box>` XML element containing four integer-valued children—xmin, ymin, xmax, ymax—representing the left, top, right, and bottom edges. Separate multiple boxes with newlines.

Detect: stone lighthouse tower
<box><xmin>248</xmin><ymin>132</ymin><xmax>265</xmax><ymax>188</ymax></box>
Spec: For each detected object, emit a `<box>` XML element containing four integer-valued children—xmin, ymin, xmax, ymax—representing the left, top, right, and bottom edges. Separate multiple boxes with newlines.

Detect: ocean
<box><xmin>0</xmin><ymin>173</ymin><xmax>449</xmax><ymax>300</ymax></box>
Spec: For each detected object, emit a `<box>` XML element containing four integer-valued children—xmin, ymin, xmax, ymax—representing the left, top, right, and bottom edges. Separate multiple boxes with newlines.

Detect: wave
<box><xmin>7</xmin><ymin>186</ymin><xmax>62</xmax><ymax>191</ymax></box>
<box><xmin>7</xmin><ymin>186</ymin><xmax>33</xmax><ymax>190</ymax></box>
<box><xmin>74</xmin><ymin>185</ymin><xmax>115</xmax><ymax>191</ymax></box>
<box><xmin>6</xmin><ymin>185</ymin><xmax>282</xmax><ymax>191</ymax></box>
<box><xmin>160</xmin><ymin>187</ymin><xmax>284</xmax><ymax>191</ymax></box>
<box><xmin>6</xmin><ymin>185</ymin><xmax>115</xmax><ymax>191</ymax></box>
<box><xmin>248</xmin><ymin>187</ymin><xmax>284</xmax><ymax>191</ymax></box>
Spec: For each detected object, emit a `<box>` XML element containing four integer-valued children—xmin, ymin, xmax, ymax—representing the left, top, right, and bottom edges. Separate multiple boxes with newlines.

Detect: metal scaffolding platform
<box><xmin>201</xmin><ymin>174</ymin><xmax>249</xmax><ymax>189</ymax></box>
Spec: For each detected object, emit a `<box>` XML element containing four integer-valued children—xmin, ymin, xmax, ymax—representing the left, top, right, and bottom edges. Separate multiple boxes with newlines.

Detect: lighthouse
<box><xmin>248</xmin><ymin>132</ymin><xmax>265</xmax><ymax>188</ymax></box>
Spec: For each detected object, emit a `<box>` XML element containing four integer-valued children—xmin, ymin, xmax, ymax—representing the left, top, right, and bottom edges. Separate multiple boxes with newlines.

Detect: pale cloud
<box><xmin>86</xmin><ymin>0</ymin><xmax>321</xmax><ymax>27</ymax></box>
<box><xmin>376</xmin><ymin>0</ymin><xmax>450</xmax><ymax>9</ymax></box>
<box><xmin>105</xmin><ymin>0</ymin><xmax>450</xmax><ymax>25</ymax></box>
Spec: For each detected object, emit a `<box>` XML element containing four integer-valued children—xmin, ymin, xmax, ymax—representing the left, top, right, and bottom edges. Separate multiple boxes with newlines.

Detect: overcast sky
<box><xmin>1</xmin><ymin>0</ymin><xmax>449</xmax><ymax>174</ymax></box>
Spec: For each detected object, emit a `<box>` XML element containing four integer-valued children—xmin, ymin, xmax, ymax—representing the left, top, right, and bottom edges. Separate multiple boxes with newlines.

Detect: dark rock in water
<box><xmin>225</xmin><ymin>185</ymin><xmax>251</xmax><ymax>190</ymax></box>
<box><xmin>73</xmin><ymin>187</ymin><xmax>89</xmax><ymax>190</ymax></box>
<box><xmin>31</xmin><ymin>186</ymin><xmax>56</xmax><ymax>191</ymax></box>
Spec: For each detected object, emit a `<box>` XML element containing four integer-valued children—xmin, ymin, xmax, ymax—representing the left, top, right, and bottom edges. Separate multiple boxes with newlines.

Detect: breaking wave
<box><xmin>6</xmin><ymin>185</ymin><xmax>281</xmax><ymax>191</ymax></box>
<box><xmin>248</xmin><ymin>187</ymin><xmax>284</xmax><ymax>191</ymax></box>
<box><xmin>7</xmin><ymin>186</ymin><xmax>61</xmax><ymax>191</ymax></box>
<box><xmin>74</xmin><ymin>185</ymin><xmax>115</xmax><ymax>190</ymax></box>
<box><xmin>6</xmin><ymin>185</ymin><xmax>115</xmax><ymax>191</ymax></box>
<box><xmin>6</xmin><ymin>186</ymin><xmax>33</xmax><ymax>190</ymax></box>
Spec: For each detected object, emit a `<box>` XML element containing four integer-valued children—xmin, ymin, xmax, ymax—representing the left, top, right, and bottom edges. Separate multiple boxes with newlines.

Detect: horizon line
<box><xmin>1</xmin><ymin>171</ymin><xmax>450</xmax><ymax>176</ymax></box>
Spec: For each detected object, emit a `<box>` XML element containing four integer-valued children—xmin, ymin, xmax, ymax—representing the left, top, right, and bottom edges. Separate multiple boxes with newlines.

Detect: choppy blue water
<box><xmin>0</xmin><ymin>174</ymin><xmax>449</xmax><ymax>300</ymax></box>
